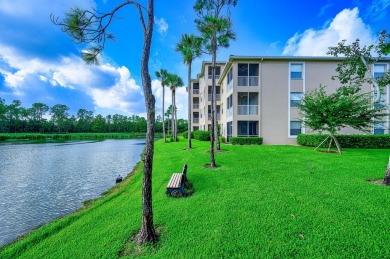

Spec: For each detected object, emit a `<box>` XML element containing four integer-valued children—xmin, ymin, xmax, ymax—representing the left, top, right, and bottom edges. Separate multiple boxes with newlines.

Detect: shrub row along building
<box><xmin>189</xmin><ymin>56</ymin><xmax>390</xmax><ymax>145</ymax></box>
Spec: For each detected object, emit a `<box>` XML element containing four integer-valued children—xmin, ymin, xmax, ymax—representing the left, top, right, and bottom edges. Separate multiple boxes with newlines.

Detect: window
<box><xmin>238</xmin><ymin>92</ymin><xmax>258</xmax><ymax>115</ymax></box>
<box><xmin>290</xmin><ymin>121</ymin><xmax>302</xmax><ymax>136</ymax></box>
<box><xmin>291</xmin><ymin>63</ymin><xmax>303</xmax><ymax>79</ymax></box>
<box><xmin>374</xmin><ymin>121</ymin><xmax>385</xmax><ymax>134</ymax></box>
<box><xmin>290</xmin><ymin>92</ymin><xmax>303</xmax><ymax>107</ymax></box>
<box><xmin>208</xmin><ymin>66</ymin><xmax>221</xmax><ymax>79</ymax></box>
<box><xmin>374</xmin><ymin>64</ymin><xmax>386</xmax><ymax>79</ymax></box>
<box><xmin>238</xmin><ymin>63</ymin><xmax>259</xmax><ymax>86</ymax></box>
<box><xmin>227</xmin><ymin>95</ymin><xmax>233</xmax><ymax>109</ymax></box>
<box><xmin>238</xmin><ymin>121</ymin><xmax>258</xmax><ymax>136</ymax></box>
<box><xmin>193</xmin><ymin>83</ymin><xmax>199</xmax><ymax>94</ymax></box>
<box><xmin>227</xmin><ymin>68</ymin><xmax>233</xmax><ymax>84</ymax></box>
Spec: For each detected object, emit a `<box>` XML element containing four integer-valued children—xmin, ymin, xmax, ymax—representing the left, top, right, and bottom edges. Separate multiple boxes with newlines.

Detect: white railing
<box><xmin>237</xmin><ymin>76</ymin><xmax>259</xmax><ymax>86</ymax></box>
<box><xmin>238</xmin><ymin>105</ymin><xmax>258</xmax><ymax>115</ymax></box>
<box><xmin>193</xmin><ymin>89</ymin><xmax>199</xmax><ymax>94</ymax></box>
<box><xmin>193</xmin><ymin>118</ymin><xmax>199</xmax><ymax>123</ymax></box>
<box><xmin>208</xmin><ymin>94</ymin><xmax>221</xmax><ymax>101</ymax></box>
<box><xmin>193</xmin><ymin>104</ymin><xmax>199</xmax><ymax>109</ymax></box>
<box><xmin>208</xmin><ymin>75</ymin><xmax>221</xmax><ymax>79</ymax></box>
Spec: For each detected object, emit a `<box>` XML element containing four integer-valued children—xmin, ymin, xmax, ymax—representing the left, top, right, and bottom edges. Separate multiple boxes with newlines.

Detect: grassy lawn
<box><xmin>1</xmin><ymin>138</ymin><xmax>389</xmax><ymax>258</ymax></box>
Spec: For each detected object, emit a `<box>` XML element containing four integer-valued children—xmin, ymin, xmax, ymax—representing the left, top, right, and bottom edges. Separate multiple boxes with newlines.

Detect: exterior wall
<box><xmin>190</xmin><ymin>57</ymin><xmax>390</xmax><ymax>145</ymax></box>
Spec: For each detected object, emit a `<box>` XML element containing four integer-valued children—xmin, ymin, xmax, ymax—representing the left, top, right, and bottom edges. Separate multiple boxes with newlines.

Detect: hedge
<box><xmin>182</xmin><ymin>131</ymin><xmax>195</xmax><ymax>139</ymax></box>
<box><xmin>229</xmin><ymin>137</ymin><xmax>263</xmax><ymax>145</ymax></box>
<box><xmin>297</xmin><ymin>134</ymin><xmax>390</xmax><ymax>148</ymax></box>
<box><xmin>193</xmin><ymin>130</ymin><xmax>210</xmax><ymax>141</ymax></box>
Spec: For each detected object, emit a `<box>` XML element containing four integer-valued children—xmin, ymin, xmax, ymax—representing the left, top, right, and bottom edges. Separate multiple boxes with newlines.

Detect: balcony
<box><xmin>193</xmin><ymin>89</ymin><xmax>199</xmax><ymax>94</ymax></box>
<box><xmin>238</xmin><ymin>105</ymin><xmax>258</xmax><ymax>115</ymax></box>
<box><xmin>237</xmin><ymin>76</ymin><xmax>259</xmax><ymax>86</ymax></box>
<box><xmin>208</xmin><ymin>114</ymin><xmax>221</xmax><ymax>120</ymax></box>
<box><xmin>227</xmin><ymin>80</ymin><xmax>233</xmax><ymax>93</ymax></box>
<box><xmin>193</xmin><ymin>103</ymin><xmax>199</xmax><ymax>109</ymax></box>
<box><xmin>227</xmin><ymin>107</ymin><xmax>233</xmax><ymax>117</ymax></box>
<box><xmin>208</xmin><ymin>94</ymin><xmax>221</xmax><ymax>102</ymax></box>
<box><xmin>193</xmin><ymin>118</ymin><xmax>199</xmax><ymax>124</ymax></box>
<box><xmin>208</xmin><ymin>74</ymin><xmax>221</xmax><ymax>80</ymax></box>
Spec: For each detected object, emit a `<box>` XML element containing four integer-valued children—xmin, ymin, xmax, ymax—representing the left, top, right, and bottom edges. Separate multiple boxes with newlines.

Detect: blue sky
<box><xmin>0</xmin><ymin>0</ymin><xmax>389</xmax><ymax>119</ymax></box>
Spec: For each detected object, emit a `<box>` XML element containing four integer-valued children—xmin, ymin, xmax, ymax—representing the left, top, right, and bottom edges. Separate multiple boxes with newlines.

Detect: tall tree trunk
<box><xmin>137</xmin><ymin>0</ymin><xmax>157</xmax><ymax>245</ymax></box>
<box><xmin>212</xmin><ymin>45</ymin><xmax>220</xmax><ymax>151</ymax></box>
<box><xmin>162</xmin><ymin>85</ymin><xmax>166</xmax><ymax>143</ymax></box>
<box><xmin>171</xmin><ymin>88</ymin><xmax>175</xmax><ymax>140</ymax></box>
<box><xmin>209</xmin><ymin>40</ymin><xmax>216</xmax><ymax>167</ymax></box>
<box><xmin>188</xmin><ymin>63</ymin><xmax>192</xmax><ymax>149</ymax></box>
<box><xmin>383</xmin><ymin>157</ymin><xmax>390</xmax><ymax>186</ymax></box>
<box><xmin>175</xmin><ymin>92</ymin><xmax>178</xmax><ymax>141</ymax></box>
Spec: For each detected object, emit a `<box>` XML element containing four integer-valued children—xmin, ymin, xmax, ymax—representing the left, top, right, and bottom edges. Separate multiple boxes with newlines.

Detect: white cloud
<box><xmin>154</xmin><ymin>17</ymin><xmax>168</xmax><ymax>35</ymax></box>
<box><xmin>0</xmin><ymin>44</ymin><xmax>146</xmax><ymax>115</ymax></box>
<box><xmin>152</xmin><ymin>79</ymin><xmax>188</xmax><ymax>120</ymax></box>
<box><xmin>282</xmin><ymin>8</ymin><xmax>376</xmax><ymax>56</ymax></box>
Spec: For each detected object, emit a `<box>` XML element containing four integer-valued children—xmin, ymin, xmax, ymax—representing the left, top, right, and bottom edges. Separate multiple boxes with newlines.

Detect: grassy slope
<box><xmin>1</xmin><ymin>139</ymin><xmax>389</xmax><ymax>258</ymax></box>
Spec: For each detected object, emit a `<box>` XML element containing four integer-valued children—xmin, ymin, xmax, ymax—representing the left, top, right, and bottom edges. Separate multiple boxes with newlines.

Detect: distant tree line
<box><xmin>0</xmin><ymin>98</ymin><xmax>188</xmax><ymax>134</ymax></box>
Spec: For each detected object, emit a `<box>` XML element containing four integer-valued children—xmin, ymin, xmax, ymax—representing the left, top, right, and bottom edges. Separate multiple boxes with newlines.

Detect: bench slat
<box><xmin>167</xmin><ymin>173</ymin><xmax>182</xmax><ymax>188</ymax></box>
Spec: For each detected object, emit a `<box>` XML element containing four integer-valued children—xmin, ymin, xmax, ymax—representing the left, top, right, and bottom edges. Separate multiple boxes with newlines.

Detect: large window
<box><xmin>290</xmin><ymin>63</ymin><xmax>303</xmax><ymax>79</ymax></box>
<box><xmin>193</xmin><ymin>82</ymin><xmax>199</xmax><ymax>94</ymax></box>
<box><xmin>208</xmin><ymin>66</ymin><xmax>221</xmax><ymax>79</ymax></box>
<box><xmin>290</xmin><ymin>92</ymin><xmax>303</xmax><ymax>107</ymax></box>
<box><xmin>237</xmin><ymin>121</ymin><xmax>258</xmax><ymax>136</ymax></box>
<box><xmin>374</xmin><ymin>64</ymin><xmax>386</xmax><ymax>79</ymax></box>
<box><xmin>227</xmin><ymin>94</ymin><xmax>233</xmax><ymax>117</ymax></box>
<box><xmin>374</xmin><ymin>121</ymin><xmax>385</xmax><ymax>134</ymax></box>
<box><xmin>238</xmin><ymin>63</ymin><xmax>259</xmax><ymax>86</ymax></box>
<box><xmin>290</xmin><ymin>121</ymin><xmax>302</xmax><ymax>136</ymax></box>
<box><xmin>238</xmin><ymin>92</ymin><xmax>258</xmax><ymax>115</ymax></box>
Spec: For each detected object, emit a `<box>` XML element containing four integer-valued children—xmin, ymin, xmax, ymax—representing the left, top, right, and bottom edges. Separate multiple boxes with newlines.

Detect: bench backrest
<box><xmin>182</xmin><ymin>164</ymin><xmax>187</xmax><ymax>182</ymax></box>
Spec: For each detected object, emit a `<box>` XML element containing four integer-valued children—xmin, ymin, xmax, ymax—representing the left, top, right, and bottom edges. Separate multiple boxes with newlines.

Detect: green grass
<box><xmin>1</xmin><ymin>139</ymin><xmax>389</xmax><ymax>258</ymax></box>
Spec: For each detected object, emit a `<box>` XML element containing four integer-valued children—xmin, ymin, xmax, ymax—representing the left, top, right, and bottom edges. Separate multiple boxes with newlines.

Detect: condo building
<box><xmin>189</xmin><ymin>56</ymin><xmax>390</xmax><ymax>145</ymax></box>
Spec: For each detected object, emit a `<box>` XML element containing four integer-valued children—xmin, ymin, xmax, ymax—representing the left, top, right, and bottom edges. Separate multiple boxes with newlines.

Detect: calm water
<box><xmin>0</xmin><ymin>139</ymin><xmax>145</xmax><ymax>247</ymax></box>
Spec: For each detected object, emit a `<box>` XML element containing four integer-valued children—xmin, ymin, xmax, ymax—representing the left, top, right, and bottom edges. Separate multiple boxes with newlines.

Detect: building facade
<box><xmin>190</xmin><ymin>56</ymin><xmax>390</xmax><ymax>145</ymax></box>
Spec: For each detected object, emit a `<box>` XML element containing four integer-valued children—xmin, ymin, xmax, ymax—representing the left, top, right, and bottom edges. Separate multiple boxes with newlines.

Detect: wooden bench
<box><xmin>167</xmin><ymin>164</ymin><xmax>187</xmax><ymax>197</ymax></box>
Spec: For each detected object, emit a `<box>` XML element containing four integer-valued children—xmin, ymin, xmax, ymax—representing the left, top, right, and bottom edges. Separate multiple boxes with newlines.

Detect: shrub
<box><xmin>193</xmin><ymin>130</ymin><xmax>210</xmax><ymax>141</ymax></box>
<box><xmin>297</xmin><ymin>134</ymin><xmax>390</xmax><ymax>148</ymax></box>
<box><xmin>229</xmin><ymin>137</ymin><xmax>263</xmax><ymax>145</ymax></box>
<box><xmin>182</xmin><ymin>131</ymin><xmax>195</xmax><ymax>139</ymax></box>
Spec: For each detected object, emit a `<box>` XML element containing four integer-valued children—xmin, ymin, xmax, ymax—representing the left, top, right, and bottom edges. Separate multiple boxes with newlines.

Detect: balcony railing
<box><xmin>193</xmin><ymin>118</ymin><xmax>199</xmax><ymax>123</ymax></box>
<box><xmin>193</xmin><ymin>89</ymin><xmax>199</xmax><ymax>94</ymax></box>
<box><xmin>208</xmin><ymin>114</ymin><xmax>221</xmax><ymax>120</ymax></box>
<box><xmin>193</xmin><ymin>104</ymin><xmax>199</xmax><ymax>109</ymax></box>
<box><xmin>208</xmin><ymin>74</ymin><xmax>221</xmax><ymax>79</ymax></box>
<box><xmin>237</xmin><ymin>105</ymin><xmax>258</xmax><ymax>115</ymax></box>
<box><xmin>208</xmin><ymin>94</ymin><xmax>221</xmax><ymax>101</ymax></box>
<box><xmin>237</xmin><ymin>76</ymin><xmax>259</xmax><ymax>86</ymax></box>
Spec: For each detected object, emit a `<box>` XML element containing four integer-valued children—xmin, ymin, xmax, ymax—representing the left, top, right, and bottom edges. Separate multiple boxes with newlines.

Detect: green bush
<box><xmin>229</xmin><ymin>137</ymin><xmax>263</xmax><ymax>145</ymax></box>
<box><xmin>182</xmin><ymin>131</ymin><xmax>195</xmax><ymax>139</ymax></box>
<box><xmin>297</xmin><ymin>134</ymin><xmax>390</xmax><ymax>148</ymax></box>
<box><xmin>193</xmin><ymin>130</ymin><xmax>210</xmax><ymax>141</ymax></box>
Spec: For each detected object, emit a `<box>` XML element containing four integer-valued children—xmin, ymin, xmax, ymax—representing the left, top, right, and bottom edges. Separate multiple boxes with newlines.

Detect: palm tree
<box><xmin>167</xmin><ymin>73</ymin><xmax>184</xmax><ymax>141</ymax></box>
<box><xmin>194</xmin><ymin>0</ymin><xmax>238</xmax><ymax>166</ymax></box>
<box><xmin>176</xmin><ymin>34</ymin><xmax>202</xmax><ymax>149</ymax></box>
<box><xmin>155</xmin><ymin>69</ymin><xmax>169</xmax><ymax>143</ymax></box>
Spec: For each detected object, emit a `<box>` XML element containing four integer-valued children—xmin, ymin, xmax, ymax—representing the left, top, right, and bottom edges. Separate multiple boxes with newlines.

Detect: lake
<box><xmin>0</xmin><ymin>139</ymin><xmax>145</xmax><ymax>247</ymax></box>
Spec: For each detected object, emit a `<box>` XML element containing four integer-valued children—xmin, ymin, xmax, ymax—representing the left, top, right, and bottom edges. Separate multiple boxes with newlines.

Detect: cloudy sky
<box><xmin>0</xmin><ymin>0</ymin><xmax>389</xmax><ymax>119</ymax></box>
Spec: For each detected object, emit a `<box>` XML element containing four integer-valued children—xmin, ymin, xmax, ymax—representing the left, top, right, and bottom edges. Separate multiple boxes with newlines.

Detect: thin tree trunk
<box><xmin>173</xmin><ymin>90</ymin><xmax>177</xmax><ymax>141</ymax></box>
<box><xmin>188</xmin><ymin>63</ymin><xmax>192</xmax><ymax>149</ymax></box>
<box><xmin>330</xmin><ymin>133</ymin><xmax>342</xmax><ymax>154</ymax></box>
<box><xmin>162</xmin><ymin>85</ymin><xmax>166</xmax><ymax>143</ymax></box>
<box><xmin>136</xmin><ymin>0</ymin><xmax>157</xmax><ymax>245</ymax></box>
<box><xmin>327</xmin><ymin>137</ymin><xmax>333</xmax><ymax>152</ymax></box>
<box><xmin>212</xmin><ymin>47</ymin><xmax>220</xmax><ymax>151</ymax></box>
<box><xmin>171</xmin><ymin>88</ymin><xmax>175</xmax><ymax>140</ymax></box>
<box><xmin>209</xmin><ymin>40</ymin><xmax>216</xmax><ymax>167</ymax></box>
<box><xmin>383</xmin><ymin>157</ymin><xmax>390</xmax><ymax>186</ymax></box>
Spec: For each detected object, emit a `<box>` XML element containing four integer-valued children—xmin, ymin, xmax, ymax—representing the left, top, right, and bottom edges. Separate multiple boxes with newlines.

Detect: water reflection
<box><xmin>0</xmin><ymin>139</ymin><xmax>145</xmax><ymax>246</ymax></box>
